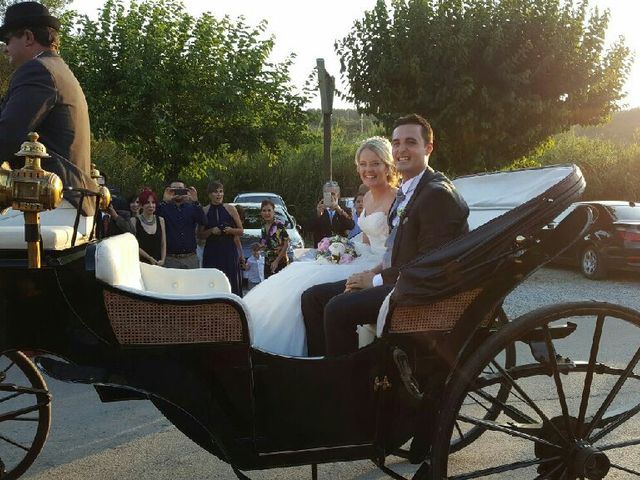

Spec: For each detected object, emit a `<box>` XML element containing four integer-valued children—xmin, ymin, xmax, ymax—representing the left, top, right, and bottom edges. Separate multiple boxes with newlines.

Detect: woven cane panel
<box><xmin>104</xmin><ymin>290</ymin><xmax>244</xmax><ymax>345</ymax></box>
<box><xmin>389</xmin><ymin>289</ymin><xmax>483</xmax><ymax>333</ymax></box>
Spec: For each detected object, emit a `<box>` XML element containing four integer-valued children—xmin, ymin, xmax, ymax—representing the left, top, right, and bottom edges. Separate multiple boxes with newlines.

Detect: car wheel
<box><xmin>581</xmin><ymin>245</ymin><xmax>607</xmax><ymax>279</ymax></box>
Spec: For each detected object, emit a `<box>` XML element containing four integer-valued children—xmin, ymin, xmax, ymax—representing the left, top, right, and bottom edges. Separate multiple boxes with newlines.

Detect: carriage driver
<box><xmin>0</xmin><ymin>2</ymin><xmax>97</xmax><ymax>216</ymax></box>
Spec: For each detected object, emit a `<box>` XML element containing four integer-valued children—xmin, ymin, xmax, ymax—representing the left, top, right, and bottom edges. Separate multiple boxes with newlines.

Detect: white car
<box><xmin>233</xmin><ymin>192</ymin><xmax>287</xmax><ymax>210</ymax></box>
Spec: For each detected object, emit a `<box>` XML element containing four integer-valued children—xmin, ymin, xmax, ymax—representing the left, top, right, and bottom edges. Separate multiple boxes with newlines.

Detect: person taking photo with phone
<box><xmin>157</xmin><ymin>180</ymin><xmax>206</xmax><ymax>269</ymax></box>
<box><xmin>309</xmin><ymin>186</ymin><xmax>355</xmax><ymax>248</ymax></box>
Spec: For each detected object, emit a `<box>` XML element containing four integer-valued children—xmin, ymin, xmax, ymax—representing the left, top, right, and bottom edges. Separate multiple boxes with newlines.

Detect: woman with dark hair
<box><xmin>129</xmin><ymin>194</ymin><xmax>141</xmax><ymax>218</ymax></box>
<box><xmin>129</xmin><ymin>188</ymin><xmax>166</xmax><ymax>265</ymax></box>
<box><xmin>260</xmin><ymin>199</ymin><xmax>289</xmax><ymax>279</ymax></box>
<box><xmin>198</xmin><ymin>180</ymin><xmax>244</xmax><ymax>296</ymax></box>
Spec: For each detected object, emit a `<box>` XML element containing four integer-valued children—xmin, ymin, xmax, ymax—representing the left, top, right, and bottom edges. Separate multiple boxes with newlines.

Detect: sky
<box><xmin>70</xmin><ymin>0</ymin><xmax>639</xmax><ymax>110</ymax></box>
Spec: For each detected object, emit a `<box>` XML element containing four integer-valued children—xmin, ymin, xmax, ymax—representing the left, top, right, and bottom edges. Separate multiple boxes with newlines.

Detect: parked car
<box><xmin>233</xmin><ymin>202</ymin><xmax>304</xmax><ymax>262</ymax></box>
<box><xmin>548</xmin><ymin>201</ymin><xmax>640</xmax><ymax>279</ymax></box>
<box><xmin>233</xmin><ymin>192</ymin><xmax>287</xmax><ymax>210</ymax></box>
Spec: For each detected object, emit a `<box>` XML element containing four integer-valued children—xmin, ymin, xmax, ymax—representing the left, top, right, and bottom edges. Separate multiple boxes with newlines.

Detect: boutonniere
<box><xmin>397</xmin><ymin>206</ymin><xmax>406</xmax><ymax>221</ymax></box>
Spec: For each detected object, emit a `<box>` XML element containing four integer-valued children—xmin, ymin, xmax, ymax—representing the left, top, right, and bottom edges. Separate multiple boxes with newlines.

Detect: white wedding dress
<box><xmin>244</xmin><ymin>211</ymin><xmax>389</xmax><ymax>356</ymax></box>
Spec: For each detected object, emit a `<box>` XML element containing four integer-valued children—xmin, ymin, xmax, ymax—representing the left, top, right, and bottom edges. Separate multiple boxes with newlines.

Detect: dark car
<box><xmin>548</xmin><ymin>201</ymin><xmax>640</xmax><ymax>279</ymax></box>
<box><xmin>233</xmin><ymin>202</ymin><xmax>304</xmax><ymax>262</ymax></box>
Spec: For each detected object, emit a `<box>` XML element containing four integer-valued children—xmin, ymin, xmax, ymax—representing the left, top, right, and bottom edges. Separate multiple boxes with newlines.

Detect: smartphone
<box><xmin>323</xmin><ymin>191</ymin><xmax>333</xmax><ymax>208</ymax></box>
<box><xmin>172</xmin><ymin>188</ymin><xmax>189</xmax><ymax>196</ymax></box>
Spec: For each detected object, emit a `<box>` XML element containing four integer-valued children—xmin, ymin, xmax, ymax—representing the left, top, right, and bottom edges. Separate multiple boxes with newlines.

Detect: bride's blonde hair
<box><xmin>354</xmin><ymin>136</ymin><xmax>399</xmax><ymax>187</ymax></box>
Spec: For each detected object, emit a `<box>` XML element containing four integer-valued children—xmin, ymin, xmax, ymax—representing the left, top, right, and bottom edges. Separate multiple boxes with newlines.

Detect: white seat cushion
<box><xmin>95</xmin><ymin>233</ymin><xmax>145</xmax><ymax>291</ymax></box>
<box><xmin>0</xmin><ymin>200</ymin><xmax>93</xmax><ymax>250</ymax></box>
<box><xmin>140</xmin><ymin>263</ymin><xmax>231</xmax><ymax>295</ymax></box>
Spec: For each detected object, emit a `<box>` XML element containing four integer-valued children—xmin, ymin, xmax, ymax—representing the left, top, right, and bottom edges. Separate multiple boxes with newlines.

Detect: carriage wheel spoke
<box><xmin>589</xmin><ymin>400</ymin><xmax>640</xmax><ymax>443</ymax></box>
<box><xmin>584</xmin><ymin>343</ymin><xmax>640</xmax><ymax>438</ymax></box>
<box><xmin>449</xmin><ymin>456</ymin><xmax>563</xmax><ymax>480</ymax></box>
<box><xmin>0</xmin><ymin>403</ymin><xmax>42</xmax><ymax>422</ymax></box>
<box><xmin>598</xmin><ymin>436</ymin><xmax>640</xmax><ymax>451</ymax></box>
<box><xmin>576</xmin><ymin>314</ymin><xmax>604</xmax><ymax>438</ymax></box>
<box><xmin>0</xmin><ymin>391</ymin><xmax>24</xmax><ymax>403</ymax></box>
<box><xmin>0</xmin><ymin>433</ymin><xmax>30</xmax><ymax>452</ymax></box>
<box><xmin>0</xmin><ymin>361</ymin><xmax>16</xmax><ymax>375</ymax></box>
<box><xmin>473</xmin><ymin>388</ymin><xmax>536</xmax><ymax>424</ymax></box>
<box><xmin>610</xmin><ymin>463</ymin><xmax>640</xmax><ymax>475</ymax></box>
<box><xmin>467</xmin><ymin>393</ymin><xmax>492</xmax><ymax>414</ymax></box>
<box><xmin>533</xmin><ymin>462</ymin><xmax>565</xmax><ymax>480</ymax></box>
<box><xmin>490</xmin><ymin>359</ymin><xmax>569</xmax><ymax>445</ymax></box>
<box><xmin>457</xmin><ymin>414</ymin><xmax>561</xmax><ymax>449</ymax></box>
<box><xmin>544</xmin><ymin>326</ymin><xmax>575</xmax><ymax>441</ymax></box>
<box><xmin>454</xmin><ymin>421</ymin><xmax>464</xmax><ymax>441</ymax></box>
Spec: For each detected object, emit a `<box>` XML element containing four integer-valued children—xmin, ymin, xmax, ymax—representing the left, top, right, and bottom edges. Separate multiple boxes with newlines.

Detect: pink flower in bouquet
<box><xmin>317</xmin><ymin>237</ymin><xmax>331</xmax><ymax>252</ymax></box>
<box><xmin>338</xmin><ymin>253</ymin><xmax>354</xmax><ymax>264</ymax></box>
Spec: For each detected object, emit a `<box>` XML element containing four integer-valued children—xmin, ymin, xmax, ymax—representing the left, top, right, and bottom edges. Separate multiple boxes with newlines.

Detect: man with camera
<box><xmin>158</xmin><ymin>180</ymin><xmax>206</xmax><ymax>269</ymax></box>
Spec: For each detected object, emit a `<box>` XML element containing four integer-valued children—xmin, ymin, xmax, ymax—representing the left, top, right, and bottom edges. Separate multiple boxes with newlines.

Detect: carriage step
<box><xmin>517</xmin><ymin>322</ymin><xmax>577</xmax><ymax>342</ymax></box>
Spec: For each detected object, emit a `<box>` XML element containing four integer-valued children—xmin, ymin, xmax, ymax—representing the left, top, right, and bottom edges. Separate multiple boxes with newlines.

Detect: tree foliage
<box><xmin>336</xmin><ymin>0</ymin><xmax>632</xmax><ymax>174</ymax></box>
<box><xmin>61</xmin><ymin>0</ymin><xmax>309</xmax><ymax>177</ymax></box>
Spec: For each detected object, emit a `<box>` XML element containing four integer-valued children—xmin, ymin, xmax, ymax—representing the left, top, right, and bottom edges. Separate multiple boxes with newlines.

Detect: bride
<box><xmin>244</xmin><ymin>137</ymin><xmax>397</xmax><ymax>356</ymax></box>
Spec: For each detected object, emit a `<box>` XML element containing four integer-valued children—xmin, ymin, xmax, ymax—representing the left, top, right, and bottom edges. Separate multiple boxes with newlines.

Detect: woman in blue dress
<box><xmin>198</xmin><ymin>180</ymin><xmax>244</xmax><ymax>296</ymax></box>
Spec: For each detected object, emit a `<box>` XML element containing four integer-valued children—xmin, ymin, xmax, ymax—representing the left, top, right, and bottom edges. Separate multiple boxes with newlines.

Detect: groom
<box><xmin>301</xmin><ymin>114</ymin><xmax>470</xmax><ymax>356</ymax></box>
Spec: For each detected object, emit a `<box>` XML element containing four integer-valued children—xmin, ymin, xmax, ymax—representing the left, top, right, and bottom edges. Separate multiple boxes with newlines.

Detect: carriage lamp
<box><xmin>0</xmin><ymin>132</ymin><xmax>63</xmax><ymax>268</ymax></box>
<box><xmin>90</xmin><ymin>163</ymin><xmax>111</xmax><ymax>211</ymax></box>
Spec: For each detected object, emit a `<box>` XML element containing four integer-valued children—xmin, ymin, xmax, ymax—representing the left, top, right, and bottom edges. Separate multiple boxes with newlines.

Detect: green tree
<box><xmin>62</xmin><ymin>0</ymin><xmax>309</xmax><ymax>178</ymax></box>
<box><xmin>336</xmin><ymin>0</ymin><xmax>632</xmax><ymax>174</ymax></box>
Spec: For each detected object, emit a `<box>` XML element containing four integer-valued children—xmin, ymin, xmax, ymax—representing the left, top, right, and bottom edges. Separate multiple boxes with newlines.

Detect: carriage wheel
<box><xmin>448</xmin><ymin>307</ymin><xmax>515</xmax><ymax>453</ymax></box>
<box><xmin>429</xmin><ymin>302</ymin><xmax>640</xmax><ymax>479</ymax></box>
<box><xmin>0</xmin><ymin>351</ymin><xmax>51</xmax><ymax>480</ymax></box>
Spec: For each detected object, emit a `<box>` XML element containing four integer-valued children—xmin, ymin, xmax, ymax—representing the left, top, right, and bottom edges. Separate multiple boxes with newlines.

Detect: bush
<box><xmin>513</xmin><ymin>132</ymin><xmax>640</xmax><ymax>201</ymax></box>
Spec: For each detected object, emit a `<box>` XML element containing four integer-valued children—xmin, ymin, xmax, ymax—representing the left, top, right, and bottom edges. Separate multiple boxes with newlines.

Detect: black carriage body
<box><xmin>0</xmin><ymin>164</ymin><xmax>598</xmax><ymax>477</ymax></box>
<box><xmin>0</xmin><ymin>246</ymin><xmax>418</xmax><ymax>470</ymax></box>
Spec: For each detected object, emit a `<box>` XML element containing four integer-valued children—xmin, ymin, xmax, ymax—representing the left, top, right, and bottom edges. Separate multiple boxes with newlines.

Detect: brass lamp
<box><xmin>0</xmin><ymin>132</ymin><xmax>63</xmax><ymax>268</ymax></box>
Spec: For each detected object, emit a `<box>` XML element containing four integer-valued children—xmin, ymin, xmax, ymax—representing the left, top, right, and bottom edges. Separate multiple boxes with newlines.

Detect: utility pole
<box><xmin>317</xmin><ymin>58</ymin><xmax>334</xmax><ymax>181</ymax></box>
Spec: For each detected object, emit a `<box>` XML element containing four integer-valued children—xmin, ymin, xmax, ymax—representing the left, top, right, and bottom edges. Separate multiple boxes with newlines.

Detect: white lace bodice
<box><xmin>357</xmin><ymin>210</ymin><xmax>389</xmax><ymax>254</ymax></box>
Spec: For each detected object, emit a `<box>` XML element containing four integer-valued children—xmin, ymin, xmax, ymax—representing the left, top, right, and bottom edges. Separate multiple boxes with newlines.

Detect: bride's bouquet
<box><xmin>316</xmin><ymin>235</ymin><xmax>359</xmax><ymax>265</ymax></box>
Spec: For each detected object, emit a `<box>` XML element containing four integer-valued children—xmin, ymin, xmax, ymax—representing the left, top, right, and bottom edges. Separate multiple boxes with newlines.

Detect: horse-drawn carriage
<box><xmin>0</xmin><ymin>134</ymin><xmax>639</xmax><ymax>479</ymax></box>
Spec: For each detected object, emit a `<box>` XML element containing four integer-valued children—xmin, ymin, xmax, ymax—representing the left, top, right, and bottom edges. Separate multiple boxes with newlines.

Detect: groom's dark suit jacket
<box><xmin>382</xmin><ymin>166</ymin><xmax>469</xmax><ymax>283</ymax></box>
<box><xmin>0</xmin><ymin>51</ymin><xmax>96</xmax><ymax>213</ymax></box>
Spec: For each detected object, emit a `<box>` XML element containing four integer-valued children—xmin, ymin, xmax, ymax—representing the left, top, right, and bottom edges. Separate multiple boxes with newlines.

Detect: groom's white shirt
<box><xmin>372</xmin><ymin>168</ymin><xmax>426</xmax><ymax>287</ymax></box>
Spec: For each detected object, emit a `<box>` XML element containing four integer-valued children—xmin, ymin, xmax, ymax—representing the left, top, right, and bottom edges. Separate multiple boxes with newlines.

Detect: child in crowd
<box><xmin>244</xmin><ymin>243</ymin><xmax>265</xmax><ymax>291</ymax></box>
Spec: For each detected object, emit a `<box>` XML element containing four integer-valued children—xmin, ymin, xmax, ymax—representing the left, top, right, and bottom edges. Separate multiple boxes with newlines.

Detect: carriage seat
<box><xmin>0</xmin><ymin>200</ymin><xmax>94</xmax><ymax>250</ymax></box>
<box><xmin>95</xmin><ymin>232</ymin><xmax>232</xmax><ymax>298</ymax></box>
<box><xmin>96</xmin><ymin>233</ymin><xmax>254</xmax><ymax>346</ymax></box>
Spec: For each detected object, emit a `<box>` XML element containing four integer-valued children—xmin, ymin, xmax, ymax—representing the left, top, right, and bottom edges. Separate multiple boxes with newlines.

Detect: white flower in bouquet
<box><xmin>315</xmin><ymin>235</ymin><xmax>359</xmax><ymax>264</ymax></box>
<box><xmin>315</xmin><ymin>256</ymin><xmax>332</xmax><ymax>265</ymax></box>
<box><xmin>329</xmin><ymin>242</ymin><xmax>346</xmax><ymax>257</ymax></box>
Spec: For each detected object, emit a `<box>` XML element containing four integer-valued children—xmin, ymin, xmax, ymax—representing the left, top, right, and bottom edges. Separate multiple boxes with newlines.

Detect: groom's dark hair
<box><xmin>393</xmin><ymin>114</ymin><xmax>433</xmax><ymax>144</ymax></box>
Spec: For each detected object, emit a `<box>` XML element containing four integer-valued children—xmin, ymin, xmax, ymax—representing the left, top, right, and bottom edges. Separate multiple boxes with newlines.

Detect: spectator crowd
<box><xmin>102</xmin><ymin>179</ymin><xmax>367</xmax><ymax>296</ymax></box>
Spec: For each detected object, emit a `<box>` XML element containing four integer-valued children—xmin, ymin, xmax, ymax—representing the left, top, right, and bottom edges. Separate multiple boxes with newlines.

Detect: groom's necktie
<box><xmin>383</xmin><ymin>187</ymin><xmax>407</xmax><ymax>269</ymax></box>
<box><xmin>388</xmin><ymin>187</ymin><xmax>406</xmax><ymax>228</ymax></box>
